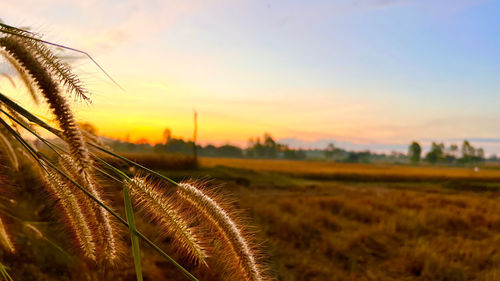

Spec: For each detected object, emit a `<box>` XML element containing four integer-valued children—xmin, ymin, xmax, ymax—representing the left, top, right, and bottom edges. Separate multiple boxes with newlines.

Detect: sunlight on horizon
<box><xmin>2</xmin><ymin>0</ymin><xmax>500</xmax><ymax>152</ymax></box>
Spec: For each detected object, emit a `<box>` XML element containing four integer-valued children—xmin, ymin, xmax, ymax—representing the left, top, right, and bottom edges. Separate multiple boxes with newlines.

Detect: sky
<box><xmin>1</xmin><ymin>0</ymin><xmax>500</xmax><ymax>153</ymax></box>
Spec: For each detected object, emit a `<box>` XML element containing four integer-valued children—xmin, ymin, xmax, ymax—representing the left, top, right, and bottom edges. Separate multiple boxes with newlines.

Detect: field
<box><xmin>200</xmin><ymin>157</ymin><xmax>500</xmax><ymax>182</ymax></box>
<box><xmin>156</xmin><ymin>157</ymin><xmax>500</xmax><ymax>280</ymax></box>
<box><xmin>5</xmin><ymin>155</ymin><xmax>500</xmax><ymax>280</ymax></box>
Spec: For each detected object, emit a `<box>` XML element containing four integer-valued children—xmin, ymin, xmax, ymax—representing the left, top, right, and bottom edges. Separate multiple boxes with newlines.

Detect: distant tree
<box><xmin>202</xmin><ymin>144</ymin><xmax>218</xmax><ymax>157</ymax></box>
<box><xmin>449</xmin><ymin>144</ymin><xmax>459</xmax><ymax>157</ymax></box>
<box><xmin>408</xmin><ymin>141</ymin><xmax>421</xmax><ymax>163</ymax></box>
<box><xmin>163</xmin><ymin>128</ymin><xmax>172</xmax><ymax>144</ymax></box>
<box><xmin>425</xmin><ymin>142</ymin><xmax>444</xmax><ymax>164</ymax></box>
<box><xmin>345</xmin><ymin>152</ymin><xmax>357</xmax><ymax>163</ymax></box>
<box><xmin>442</xmin><ymin>144</ymin><xmax>459</xmax><ymax>163</ymax></box>
<box><xmin>263</xmin><ymin>133</ymin><xmax>277</xmax><ymax>158</ymax></box>
<box><xmin>283</xmin><ymin>148</ymin><xmax>306</xmax><ymax>160</ymax></box>
<box><xmin>358</xmin><ymin>151</ymin><xmax>372</xmax><ymax>163</ymax></box>
<box><xmin>295</xmin><ymin>150</ymin><xmax>307</xmax><ymax>160</ymax></box>
<box><xmin>324</xmin><ymin>143</ymin><xmax>335</xmax><ymax>159</ymax></box>
<box><xmin>461</xmin><ymin>140</ymin><xmax>475</xmax><ymax>162</ymax></box>
<box><xmin>164</xmin><ymin>138</ymin><xmax>191</xmax><ymax>154</ymax></box>
<box><xmin>247</xmin><ymin>133</ymin><xmax>279</xmax><ymax>158</ymax></box>
<box><xmin>217</xmin><ymin>145</ymin><xmax>243</xmax><ymax>158</ymax></box>
<box><xmin>153</xmin><ymin>143</ymin><xmax>164</xmax><ymax>153</ymax></box>
<box><xmin>345</xmin><ymin>151</ymin><xmax>369</xmax><ymax>163</ymax></box>
<box><xmin>477</xmin><ymin>148</ymin><xmax>485</xmax><ymax>160</ymax></box>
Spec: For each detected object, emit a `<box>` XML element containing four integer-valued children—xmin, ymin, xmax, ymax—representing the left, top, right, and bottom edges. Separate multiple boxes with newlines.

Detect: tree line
<box><xmin>408</xmin><ymin>140</ymin><xmax>485</xmax><ymax>164</ymax></box>
<box><xmin>104</xmin><ymin>128</ymin><xmax>489</xmax><ymax>164</ymax></box>
<box><xmin>109</xmin><ymin>133</ymin><xmax>308</xmax><ymax>160</ymax></box>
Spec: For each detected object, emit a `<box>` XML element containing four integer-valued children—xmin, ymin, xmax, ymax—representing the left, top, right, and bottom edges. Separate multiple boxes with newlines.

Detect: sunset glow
<box><xmin>2</xmin><ymin>0</ymin><xmax>500</xmax><ymax>152</ymax></box>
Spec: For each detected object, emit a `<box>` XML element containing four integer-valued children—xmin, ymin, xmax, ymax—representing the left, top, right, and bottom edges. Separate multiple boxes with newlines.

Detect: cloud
<box><xmin>1</xmin><ymin>0</ymin><xmax>237</xmax><ymax>51</ymax></box>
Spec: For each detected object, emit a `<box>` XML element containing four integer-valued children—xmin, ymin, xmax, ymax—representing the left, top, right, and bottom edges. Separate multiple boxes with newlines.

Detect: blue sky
<box><xmin>2</xmin><ymin>0</ymin><xmax>500</xmax><ymax>153</ymax></box>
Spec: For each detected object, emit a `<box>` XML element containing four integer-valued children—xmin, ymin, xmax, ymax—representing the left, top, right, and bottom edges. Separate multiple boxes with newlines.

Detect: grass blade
<box><xmin>123</xmin><ymin>184</ymin><xmax>143</xmax><ymax>281</ymax></box>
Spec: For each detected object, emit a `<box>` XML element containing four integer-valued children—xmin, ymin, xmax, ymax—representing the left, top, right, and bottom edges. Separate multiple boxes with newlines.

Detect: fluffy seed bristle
<box><xmin>0</xmin><ymin>37</ymin><xmax>119</xmax><ymax>262</ymax></box>
<box><xmin>128</xmin><ymin>176</ymin><xmax>207</xmax><ymax>264</ymax></box>
<box><xmin>22</xmin><ymin>38</ymin><xmax>90</xmax><ymax>102</ymax></box>
<box><xmin>59</xmin><ymin>155</ymin><xmax>119</xmax><ymax>263</ymax></box>
<box><xmin>43</xmin><ymin>169</ymin><xmax>96</xmax><ymax>260</ymax></box>
<box><xmin>59</xmin><ymin>156</ymin><xmax>100</xmax><ymax>242</ymax></box>
<box><xmin>0</xmin><ymin>49</ymin><xmax>39</xmax><ymax>104</ymax></box>
<box><xmin>0</xmin><ymin>36</ymin><xmax>90</xmax><ymax>173</ymax></box>
<box><xmin>177</xmin><ymin>182</ymin><xmax>263</xmax><ymax>281</ymax></box>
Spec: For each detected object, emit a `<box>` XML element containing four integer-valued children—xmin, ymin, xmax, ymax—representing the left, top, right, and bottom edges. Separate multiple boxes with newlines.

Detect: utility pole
<box><xmin>193</xmin><ymin>110</ymin><xmax>198</xmax><ymax>161</ymax></box>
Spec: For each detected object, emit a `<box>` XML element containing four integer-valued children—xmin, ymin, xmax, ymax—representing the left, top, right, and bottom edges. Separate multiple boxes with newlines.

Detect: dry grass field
<box><xmin>236</xmin><ymin>181</ymin><xmax>500</xmax><ymax>281</ymax></box>
<box><xmin>200</xmin><ymin>157</ymin><xmax>500</xmax><ymax>182</ymax></box>
<box><xmin>5</xmin><ymin>155</ymin><xmax>500</xmax><ymax>280</ymax></box>
<box><xmin>142</xmin><ymin>157</ymin><xmax>500</xmax><ymax>281</ymax></box>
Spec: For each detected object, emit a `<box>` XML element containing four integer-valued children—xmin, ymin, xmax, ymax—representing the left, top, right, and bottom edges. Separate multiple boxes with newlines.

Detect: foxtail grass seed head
<box><xmin>59</xmin><ymin>154</ymin><xmax>120</xmax><ymax>263</ymax></box>
<box><xmin>0</xmin><ymin>36</ymin><xmax>90</xmax><ymax>173</ymax></box>
<box><xmin>178</xmin><ymin>182</ymin><xmax>263</xmax><ymax>281</ymax></box>
<box><xmin>128</xmin><ymin>176</ymin><xmax>207</xmax><ymax>264</ymax></box>
<box><xmin>43</xmin><ymin>169</ymin><xmax>96</xmax><ymax>260</ymax></box>
<box><xmin>0</xmin><ymin>34</ymin><xmax>119</xmax><ymax>262</ymax></box>
<box><xmin>0</xmin><ymin>27</ymin><xmax>268</xmax><ymax>279</ymax></box>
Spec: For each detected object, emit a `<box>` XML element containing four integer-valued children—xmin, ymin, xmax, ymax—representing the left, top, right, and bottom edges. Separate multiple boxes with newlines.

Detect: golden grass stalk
<box><xmin>0</xmin><ymin>36</ymin><xmax>120</xmax><ymax>262</ymax></box>
<box><xmin>0</xmin><ymin>36</ymin><xmax>90</xmax><ymax>173</ymax></box>
<box><xmin>127</xmin><ymin>176</ymin><xmax>207</xmax><ymax>264</ymax></box>
<box><xmin>0</xmin><ymin>215</ymin><xmax>14</xmax><ymax>254</ymax></box>
<box><xmin>43</xmin><ymin>169</ymin><xmax>96</xmax><ymax>260</ymax></box>
<box><xmin>177</xmin><ymin>182</ymin><xmax>263</xmax><ymax>281</ymax></box>
<box><xmin>59</xmin><ymin>154</ymin><xmax>119</xmax><ymax>263</ymax></box>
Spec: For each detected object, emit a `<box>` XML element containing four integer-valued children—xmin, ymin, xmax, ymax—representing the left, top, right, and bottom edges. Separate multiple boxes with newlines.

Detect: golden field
<box><xmin>5</xmin><ymin>155</ymin><xmax>500</xmax><ymax>280</ymax></box>
<box><xmin>235</xmin><ymin>180</ymin><xmax>500</xmax><ymax>281</ymax></box>
<box><xmin>155</xmin><ymin>157</ymin><xmax>500</xmax><ymax>280</ymax></box>
<box><xmin>200</xmin><ymin>157</ymin><xmax>500</xmax><ymax>182</ymax></box>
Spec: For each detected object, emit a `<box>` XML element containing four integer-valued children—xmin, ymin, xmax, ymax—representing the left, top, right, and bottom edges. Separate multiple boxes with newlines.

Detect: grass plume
<box><xmin>0</xmin><ymin>36</ymin><xmax>90</xmax><ymax>172</ymax></box>
<box><xmin>59</xmin><ymin>154</ymin><xmax>120</xmax><ymax>263</ymax></box>
<box><xmin>0</xmin><ymin>36</ymin><xmax>120</xmax><ymax>262</ymax></box>
<box><xmin>42</xmin><ymin>168</ymin><xmax>96</xmax><ymax>260</ymax></box>
<box><xmin>127</xmin><ymin>176</ymin><xmax>207</xmax><ymax>264</ymax></box>
<box><xmin>0</xmin><ymin>23</ymin><xmax>268</xmax><ymax>280</ymax></box>
<box><xmin>177</xmin><ymin>181</ymin><xmax>263</xmax><ymax>281</ymax></box>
